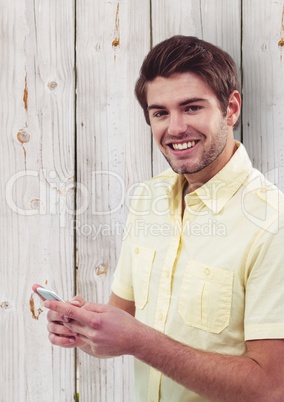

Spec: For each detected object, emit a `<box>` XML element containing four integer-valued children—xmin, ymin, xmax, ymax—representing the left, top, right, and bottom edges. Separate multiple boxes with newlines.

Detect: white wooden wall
<box><xmin>0</xmin><ymin>1</ymin><xmax>283</xmax><ymax>401</ymax></box>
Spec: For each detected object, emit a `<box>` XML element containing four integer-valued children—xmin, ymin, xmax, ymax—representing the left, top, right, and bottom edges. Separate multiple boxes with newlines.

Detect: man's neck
<box><xmin>183</xmin><ymin>139</ymin><xmax>238</xmax><ymax>195</ymax></box>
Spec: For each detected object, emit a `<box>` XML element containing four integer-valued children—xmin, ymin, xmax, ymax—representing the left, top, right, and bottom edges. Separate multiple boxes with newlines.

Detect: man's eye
<box><xmin>153</xmin><ymin>111</ymin><xmax>167</xmax><ymax>118</ymax></box>
<box><xmin>185</xmin><ymin>105</ymin><xmax>201</xmax><ymax>112</ymax></box>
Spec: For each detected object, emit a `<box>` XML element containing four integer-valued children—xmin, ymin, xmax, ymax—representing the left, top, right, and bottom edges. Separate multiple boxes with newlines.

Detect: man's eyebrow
<box><xmin>147</xmin><ymin>104</ymin><xmax>165</xmax><ymax>111</ymax></box>
<box><xmin>147</xmin><ymin>98</ymin><xmax>208</xmax><ymax>111</ymax></box>
<box><xmin>179</xmin><ymin>97</ymin><xmax>208</xmax><ymax>106</ymax></box>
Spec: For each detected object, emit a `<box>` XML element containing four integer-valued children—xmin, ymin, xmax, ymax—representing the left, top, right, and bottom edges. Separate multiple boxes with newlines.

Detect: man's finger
<box><xmin>70</xmin><ymin>296</ymin><xmax>86</xmax><ymax>307</ymax></box>
<box><xmin>32</xmin><ymin>284</ymin><xmax>46</xmax><ymax>302</ymax></box>
<box><xmin>44</xmin><ymin>300</ymin><xmax>100</xmax><ymax>328</ymax></box>
<box><xmin>63</xmin><ymin>320</ymin><xmax>86</xmax><ymax>336</ymax></box>
<box><xmin>48</xmin><ymin>322</ymin><xmax>77</xmax><ymax>337</ymax></box>
<box><xmin>48</xmin><ymin>332</ymin><xmax>76</xmax><ymax>347</ymax></box>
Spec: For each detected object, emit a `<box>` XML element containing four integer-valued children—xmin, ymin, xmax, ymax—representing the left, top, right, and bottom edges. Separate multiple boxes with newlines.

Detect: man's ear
<box><xmin>226</xmin><ymin>91</ymin><xmax>242</xmax><ymax>127</ymax></box>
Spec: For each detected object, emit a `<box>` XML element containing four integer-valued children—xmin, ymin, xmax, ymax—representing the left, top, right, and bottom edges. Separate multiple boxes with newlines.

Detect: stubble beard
<box><xmin>161</xmin><ymin>120</ymin><xmax>229</xmax><ymax>175</ymax></box>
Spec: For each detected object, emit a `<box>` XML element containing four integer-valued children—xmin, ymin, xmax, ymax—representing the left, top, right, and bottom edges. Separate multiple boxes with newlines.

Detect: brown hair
<box><xmin>135</xmin><ymin>35</ymin><xmax>241</xmax><ymax>127</ymax></box>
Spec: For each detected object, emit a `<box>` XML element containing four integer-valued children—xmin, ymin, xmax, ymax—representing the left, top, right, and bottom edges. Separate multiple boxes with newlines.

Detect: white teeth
<box><xmin>172</xmin><ymin>140</ymin><xmax>196</xmax><ymax>150</ymax></box>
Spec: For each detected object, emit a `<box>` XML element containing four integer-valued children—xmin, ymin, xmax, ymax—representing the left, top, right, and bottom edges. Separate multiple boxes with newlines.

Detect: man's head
<box><xmin>135</xmin><ymin>36</ymin><xmax>242</xmax><ymax>182</ymax></box>
<box><xmin>135</xmin><ymin>35</ymin><xmax>241</xmax><ymax>128</ymax></box>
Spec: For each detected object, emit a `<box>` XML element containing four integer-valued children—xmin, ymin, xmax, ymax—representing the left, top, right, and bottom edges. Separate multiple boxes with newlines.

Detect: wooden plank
<box><xmin>3</xmin><ymin>1</ymin><xmax>282</xmax><ymax>401</ymax></box>
<box><xmin>0</xmin><ymin>0</ymin><xmax>76</xmax><ymax>400</ymax></box>
<box><xmin>75</xmin><ymin>0</ymin><xmax>151</xmax><ymax>401</ymax></box>
<box><xmin>242</xmin><ymin>0</ymin><xmax>284</xmax><ymax>191</ymax></box>
<box><xmin>151</xmin><ymin>0</ymin><xmax>242</xmax><ymax>176</ymax></box>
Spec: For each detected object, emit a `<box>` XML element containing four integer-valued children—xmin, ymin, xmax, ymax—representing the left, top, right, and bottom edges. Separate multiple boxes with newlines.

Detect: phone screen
<box><xmin>37</xmin><ymin>287</ymin><xmax>65</xmax><ymax>302</ymax></box>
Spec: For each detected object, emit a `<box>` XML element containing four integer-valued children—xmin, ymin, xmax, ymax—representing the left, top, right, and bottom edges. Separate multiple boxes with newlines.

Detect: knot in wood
<box><xmin>48</xmin><ymin>81</ymin><xmax>58</xmax><ymax>90</ymax></box>
<box><xmin>17</xmin><ymin>129</ymin><xmax>30</xmax><ymax>144</ymax></box>
<box><xmin>278</xmin><ymin>38</ymin><xmax>284</xmax><ymax>48</ymax></box>
<box><xmin>112</xmin><ymin>38</ymin><xmax>120</xmax><ymax>48</ymax></box>
<box><xmin>0</xmin><ymin>301</ymin><xmax>12</xmax><ymax>309</ymax></box>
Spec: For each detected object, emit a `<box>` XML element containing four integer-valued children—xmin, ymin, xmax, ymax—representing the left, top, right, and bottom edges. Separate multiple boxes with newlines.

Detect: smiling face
<box><xmin>147</xmin><ymin>72</ymin><xmax>241</xmax><ymax>186</ymax></box>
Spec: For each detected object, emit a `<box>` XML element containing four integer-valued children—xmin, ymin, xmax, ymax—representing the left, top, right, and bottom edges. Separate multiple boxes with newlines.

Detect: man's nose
<box><xmin>167</xmin><ymin>113</ymin><xmax>187</xmax><ymax>136</ymax></box>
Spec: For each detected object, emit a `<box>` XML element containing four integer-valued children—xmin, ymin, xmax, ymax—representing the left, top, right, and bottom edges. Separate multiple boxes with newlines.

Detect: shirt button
<box><xmin>204</xmin><ymin>268</ymin><xmax>211</xmax><ymax>276</ymax></box>
<box><xmin>158</xmin><ymin>313</ymin><xmax>164</xmax><ymax>321</ymax></box>
<box><xmin>164</xmin><ymin>271</ymin><xmax>170</xmax><ymax>278</ymax></box>
<box><xmin>135</xmin><ymin>247</ymin><xmax>140</xmax><ymax>254</ymax></box>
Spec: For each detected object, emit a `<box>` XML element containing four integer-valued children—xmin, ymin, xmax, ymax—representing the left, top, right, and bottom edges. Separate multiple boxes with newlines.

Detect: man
<box><xmin>33</xmin><ymin>36</ymin><xmax>284</xmax><ymax>401</ymax></box>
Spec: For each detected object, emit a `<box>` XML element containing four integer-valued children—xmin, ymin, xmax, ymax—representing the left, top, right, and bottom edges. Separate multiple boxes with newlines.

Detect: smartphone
<box><xmin>37</xmin><ymin>287</ymin><xmax>65</xmax><ymax>302</ymax></box>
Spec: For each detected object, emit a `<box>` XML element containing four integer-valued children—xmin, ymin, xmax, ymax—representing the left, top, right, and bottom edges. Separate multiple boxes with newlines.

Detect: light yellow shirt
<box><xmin>112</xmin><ymin>142</ymin><xmax>284</xmax><ymax>402</ymax></box>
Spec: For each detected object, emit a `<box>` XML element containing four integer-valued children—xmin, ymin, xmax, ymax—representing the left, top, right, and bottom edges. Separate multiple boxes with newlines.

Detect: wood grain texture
<box><xmin>151</xmin><ymin>0</ymin><xmax>242</xmax><ymax>176</ymax></box>
<box><xmin>242</xmin><ymin>0</ymin><xmax>284</xmax><ymax>190</ymax></box>
<box><xmin>75</xmin><ymin>0</ymin><xmax>151</xmax><ymax>401</ymax></box>
<box><xmin>1</xmin><ymin>0</ymin><xmax>284</xmax><ymax>401</ymax></box>
<box><xmin>0</xmin><ymin>1</ymin><xmax>76</xmax><ymax>400</ymax></box>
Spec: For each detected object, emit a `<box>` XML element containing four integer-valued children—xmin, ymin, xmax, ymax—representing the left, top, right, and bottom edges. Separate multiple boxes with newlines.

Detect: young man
<box><xmin>34</xmin><ymin>36</ymin><xmax>284</xmax><ymax>401</ymax></box>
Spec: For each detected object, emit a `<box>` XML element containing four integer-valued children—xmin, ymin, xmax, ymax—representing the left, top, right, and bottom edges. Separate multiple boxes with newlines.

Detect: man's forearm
<box><xmin>132</xmin><ymin>324</ymin><xmax>281</xmax><ymax>402</ymax></box>
<box><xmin>54</xmin><ymin>297</ymin><xmax>283</xmax><ymax>401</ymax></box>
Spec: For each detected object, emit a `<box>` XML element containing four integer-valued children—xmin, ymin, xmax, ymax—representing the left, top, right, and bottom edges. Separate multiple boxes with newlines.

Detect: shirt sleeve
<box><xmin>244</xmin><ymin>212</ymin><xmax>284</xmax><ymax>340</ymax></box>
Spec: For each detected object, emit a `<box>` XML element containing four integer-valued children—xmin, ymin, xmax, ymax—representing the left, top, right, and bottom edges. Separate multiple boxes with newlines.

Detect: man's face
<box><xmin>147</xmin><ymin>72</ymin><xmax>236</xmax><ymax>179</ymax></box>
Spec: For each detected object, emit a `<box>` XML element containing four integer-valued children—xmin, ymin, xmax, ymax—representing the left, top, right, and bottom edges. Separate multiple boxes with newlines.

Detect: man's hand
<box><xmin>32</xmin><ymin>284</ymin><xmax>87</xmax><ymax>349</ymax></box>
<box><xmin>46</xmin><ymin>297</ymin><xmax>88</xmax><ymax>349</ymax></box>
<box><xmin>44</xmin><ymin>300</ymin><xmax>141</xmax><ymax>357</ymax></box>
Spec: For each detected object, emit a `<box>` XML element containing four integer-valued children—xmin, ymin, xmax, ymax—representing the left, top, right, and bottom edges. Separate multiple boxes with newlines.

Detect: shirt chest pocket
<box><xmin>132</xmin><ymin>245</ymin><xmax>156</xmax><ymax>310</ymax></box>
<box><xmin>178</xmin><ymin>261</ymin><xmax>234</xmax><ymax>334</ymax></box>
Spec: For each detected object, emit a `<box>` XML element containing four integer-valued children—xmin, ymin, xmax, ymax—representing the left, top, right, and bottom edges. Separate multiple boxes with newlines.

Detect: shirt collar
<box><xmin>168</xmin><ymin>141</ymin><xmax>253</xmax><ymax>214</ymax></box>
